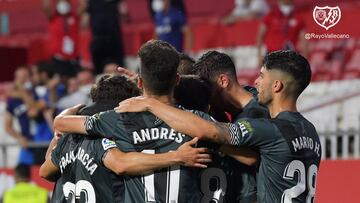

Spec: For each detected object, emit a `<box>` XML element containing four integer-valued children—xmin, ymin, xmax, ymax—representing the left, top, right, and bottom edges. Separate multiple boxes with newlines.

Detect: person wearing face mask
<box><xmin>42</xmin><ymin>0</ymin><xmax>81</xmax><ymax>77</ymax></box>
<box><xmin>222</xmin><ymin>0</ymin><xmax>269</xmax><ymax>25</ymax></box>
<box><xmin>152</xmin><ymin>0</ymin><xmax>193</xmax><ymax>52</ymax></box>
<box><xmin>256</xmin><ymin>0</ymin><xmax>308</xmax><ymax>65</ymax></box>
<box><xmin>149</xmin><ymin>0</ymin><xmax>186</xmax><ymax>17</ymax></box>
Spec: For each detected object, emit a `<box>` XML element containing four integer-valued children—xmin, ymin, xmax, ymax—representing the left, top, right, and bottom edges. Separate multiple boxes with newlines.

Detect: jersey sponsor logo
<box><xmin>238</xmin><ymin>121</ymin><xmax>253</xmax><ymax>137</ymax></box>
<box><xmin>102</xmin><ymin>138</ymin><xmax>116</xmax><ymax>150</ymax></box>
<box><xmin>132</xmin><ymin>128</ymin><xmax>186</xmax><ymax>144</ymax></box>
<box><xmin>291</xmin><ymin>136</ymin><xmax>321</xmax><ymax>157</ymax></box>
<box><xmin>59</xmin><ymin>147</ymin><xmax>98</xmax><ymax>175</ymax></box>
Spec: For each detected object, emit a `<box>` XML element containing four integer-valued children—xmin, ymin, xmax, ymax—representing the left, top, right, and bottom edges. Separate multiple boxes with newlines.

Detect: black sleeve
<box><xmin>51</xmin><ymin>136</ymin><xmax>67</xmax><ymax>168</ymax></box>
<box><xmin>94</xmin><ymin>138</ymin><xmax>117</xmax><ymax>166</ymax></box>
<box><xmin>228</xmin><ymin>118</ymin><xmax>278</xmax><ymax>152</ymax></box>
<box><xmin>84</xmin><ymin>110</ymin><xmax>120</xmax><ymax>139</ymax></box>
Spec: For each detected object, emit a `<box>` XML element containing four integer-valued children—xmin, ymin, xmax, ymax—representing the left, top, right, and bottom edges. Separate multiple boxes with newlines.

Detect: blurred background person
<box><xmin>4</xmin><ymin>67</ymin><xmax>34</xmax><ymax>165</ymax></box>
<box><xmin>42</xmin><ymin>0</ymin><xmax>81</xmax><ymax>77</ymax></box>
<box><xmin>149</xmin><ymin>0</ymin><xmax>186</xmax><ymax>17</ymax></box>
<box><xmin>256</xmin><ymin>0</ymin><xmax>308</xmax><ymax>65</ymax></box>
<box><xmin>152</xmin><ymin>0</ymin><xmax>193</xmax><ymax>52</ymax></box>
<box><xmin>56</xmin><ymin>69</ymin><xmax>94</xmax><ymax>110</ymax></box>
<box><xmin>222</xmin><ymin>0</ymin><xmax>269</xmax><ymax>25</ymax></box>
<box><xmin>80</xmin><ymin>0</ymin><xmax>127</xmax><ymax>74</ymax></box>
<box><xmin>2</xmin><ymin>164</ymin><xmax>48</xmax><ymax>203</ymax></box>
<box><xmin>23</xmin><ymin>63</ymin><xmax>62</xmax><ymax>165</ymax></box>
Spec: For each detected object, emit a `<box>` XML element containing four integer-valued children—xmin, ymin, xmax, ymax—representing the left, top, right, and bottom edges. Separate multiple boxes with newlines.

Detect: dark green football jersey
<box><xmin>228</xmin><ymin>111</ymin><xmax>321</xmax><ymax>203</ymax></box>
<box><xmin>51</xmin><ymin>135</ymin><xmax>123</xmax><ymax>203</ymax></box>
<box><xmin>84</xmin><ymin>107</ymin><xmax>215</xmax><ymax>203</ymax></box>
<box><xmin>228</xmin><ymin>98</ymin><xmax>270</xmax><ymax>203</ymax></box>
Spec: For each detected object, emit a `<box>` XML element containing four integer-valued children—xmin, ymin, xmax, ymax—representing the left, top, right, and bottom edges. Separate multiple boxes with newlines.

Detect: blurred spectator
<box><xmin>23</xmin><ymin>63</ymin><xmax>60</xmax><ymax>165</ymax></box>
<box><xmin>80</xmin><ymin>0</ymin><xmax>126</xmax><ymax>74</ymax></box>
<box><xmin>2</xmin><ymin>164</ymin><xmax>48</xmax><ymax>203</ymax></box>
<box><xmin>178</xmin><ymin>53</ymin><xmax>195</xmax><ymax>74</ymax></box>
<box><xmin>256</xmin><ymin>0</ymin><xmax>308</xmax><ymax>64</ymax></box>
<box><xmin>149</xmin><ymin>0</ymin><xmax>186</xmax><ymax>17</ymax></box>
<box><xmin>56</xmin><ymin>69</ymin><xmax>94</xmax><ymax>110</ymax></box>
<box><xmin>4</xmin><ymin>67</ymin><xmax>34</xmax><ymax>165</ymax></box>
<box><xmin>103</xmin><ymin>60</ymin><xmax>120</xmax><ymax>75</ymax></box>
<box><xmin>42</xmin><ymin>0</ymin><xmax>81</xmax><ymax>77</ymax></box>
<box><xmin>153</xmin><ymin>0</ymin><xmax>193</xmax><ymax>52</ymax></box>
<box><xmin>222</xmin><ymin>0</ymin><xmax>269</xmax><ymax>25</ymax></box>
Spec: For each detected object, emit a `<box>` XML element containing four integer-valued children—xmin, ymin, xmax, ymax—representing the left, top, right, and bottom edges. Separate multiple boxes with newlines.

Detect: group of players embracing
<box><xmin>40</xmin><ymin>40</ymin><xmax>321</xmax><ymax>203</ymax></box>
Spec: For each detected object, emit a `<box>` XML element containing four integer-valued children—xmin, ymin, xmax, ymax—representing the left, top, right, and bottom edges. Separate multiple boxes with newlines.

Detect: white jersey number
<box><xmin>63</xmin><ymin>180</ymin><xmax>96</xmax><ymax>203</ymax></box>
<box><xmin>200</xmin><ymin>167</ymin><xmax>227</xmax><ymax>203</ymax></box>
<box><xmin>142</xmin><ymin>149</ymin><xmax>180</xmax><ymax>203</ymax></box>
<box><xmin>281</xmin><ymin>160</ymin><xmax>318</xmax><ymax>203</ymax></box>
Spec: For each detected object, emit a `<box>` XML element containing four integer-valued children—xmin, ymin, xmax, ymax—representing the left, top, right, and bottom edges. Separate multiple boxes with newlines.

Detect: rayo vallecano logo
<box><xmin>313</xmin><ymin>6</ymin><xmax>341</xmax><ymax>30</ymax></box>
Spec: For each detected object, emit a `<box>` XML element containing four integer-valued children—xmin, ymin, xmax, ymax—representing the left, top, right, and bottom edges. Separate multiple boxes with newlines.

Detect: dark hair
<box><xmin>262</xmin><ymin>50</ymin><xmax>312</xmax><ymax>98</ymax></box>
<box><xmin>15</xmin><ymin>164</ymin><xmax>31</xmax><ymax>180</ymax></box>
<box><xmin>37</xmin><ymin>61</ymin><xmax>55</xmax><ymax>78</ymax></box>
<box><xmin>178</xmin><ymin>53</ymin><xmax>196</xmax><ymax>75</ymax></box>
<box><xmin>90</xmin><ymin>74</ymin><xmax>141</xmax><ymax>102</ymax></box>
<box><xmin>174</xmin><ymin>75</ymin><xmax>212</xmax><ymax>112</ymax></box>
<box><xmin>138</xmin><ymin>40</ymin><xmax>179</xmax><ymax>95</ymax></box>
<box><xmin>193</xmin><ymin>51</ymin><xmax>237</xmax><ymax>82</ymax></box>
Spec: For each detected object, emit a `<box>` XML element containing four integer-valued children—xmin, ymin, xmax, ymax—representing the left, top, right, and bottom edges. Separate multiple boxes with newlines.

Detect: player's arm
<box><xmin>115</xmin><ymin>97</ymin><xmax>232</xmax><ymax>144</ymax></box>
<box><xmin>53</xmin><ymin>104</ymin><xmax>87</xmax><ymax>135</ymax></box>
<box><xmin>4</xmin><ymin>112</ymin><xmax>30</xmax><ymax>148</ymax></box>
<box><xmin>39</xmin><ymin>137</ymin><xmax>60</xmax><ymax>181</ymax></box>
<box><xmin>104</xmin><ymin>137</ymin><xmax>211</xmax><ymax>175</ymax></box>
<box><xmin>219</xmin><ymin>145</ymin><xmax>259</xmax><ymax>166</ymax></box>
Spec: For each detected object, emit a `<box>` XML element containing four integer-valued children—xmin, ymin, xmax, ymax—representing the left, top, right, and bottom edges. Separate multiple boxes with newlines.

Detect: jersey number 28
<box><xmin>282</xmin><ymin>160</ymin><xmax>318</xmax><ymax>203</ymax></box>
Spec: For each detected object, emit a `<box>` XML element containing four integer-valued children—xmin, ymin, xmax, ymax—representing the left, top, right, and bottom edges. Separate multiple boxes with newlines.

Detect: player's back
<box><xmin>52</xmin><ymin>135</ymin><xmax>122</xmax><ymax>203</ymax></box>
<box><xmin>250</xmin><ymin>111</ymin><xmax>321</xmax><ymax>203</ymax></box>
<box><xmin>84</xmin><ymin>107</ymin><xmax>214</xmax><ymax>203</ymax></box>
<box><xmin>118</xmin><ymin>110</ymin><xmax>204</xmax><ymax>203</ymax></box>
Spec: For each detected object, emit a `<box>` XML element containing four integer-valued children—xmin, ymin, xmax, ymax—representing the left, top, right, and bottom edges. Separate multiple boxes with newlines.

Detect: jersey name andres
<box><xmin>132</xmin><ymin>127</ymin><xmax>186</xmax><ymax>145</ymax></box>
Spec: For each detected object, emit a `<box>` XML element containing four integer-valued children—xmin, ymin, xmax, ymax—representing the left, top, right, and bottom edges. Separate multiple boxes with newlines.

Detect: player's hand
<box><xmin>114</xmin><ymin>96</ymin><xmax>150</xmax><ymax>113</ymax></box>
<box><xmin>176</xmin><ymin>137</ymin><xmax>211</xmax><ymax>168</ymax></box>
<box><xmin>54</xmin><ymin>130</ymin><xmax>63</xmax><ymax>141</ymax></box>
<box><xmin>117</xmin><ymin>67</ymin><xmax>138</xmax><ymax>81</ymax></box>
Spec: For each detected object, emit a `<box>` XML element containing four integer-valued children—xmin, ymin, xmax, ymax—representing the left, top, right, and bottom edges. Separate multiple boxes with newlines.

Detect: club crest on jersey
<box><xmin>313</xmin><ymin>6</ymin><xmax>341</xmax><ymax>30</ymax></box>
<box><xmin>102</xmin><ymin>138</ymin><xmax>116</xmax><ymax>150</ymax></box>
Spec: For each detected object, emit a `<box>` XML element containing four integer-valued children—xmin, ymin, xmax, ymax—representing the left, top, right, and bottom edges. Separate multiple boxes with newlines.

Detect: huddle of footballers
<box><xmin>40</xmin><ymin>40</ymin><xmax>321</xmax><ymax>203</ymax></box>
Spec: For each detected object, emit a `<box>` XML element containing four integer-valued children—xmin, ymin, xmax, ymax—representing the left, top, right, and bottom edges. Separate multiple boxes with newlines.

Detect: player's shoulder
<box><xmin>235</xmin><ymin>117</ymin><xmax>277</xmax><ymax>136</ymax></box>
<box><xmin>178</xmin><ymin>105</ymin><xmax>215</xmax><ymax>121</ymax></box>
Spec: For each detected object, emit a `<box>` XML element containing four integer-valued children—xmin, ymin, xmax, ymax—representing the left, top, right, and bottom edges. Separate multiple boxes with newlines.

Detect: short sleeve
<box><xmin>228</xmin><ymin>118</ymin><xmax>277</xmax><ymax>151</ymax></box>
<box><xmin>95</xmin><ymin>138</ymin><xmax>117</xmax><ymax>166</ymax></box>
<box><xmin>84</xmin><ymin>110</ymin><xmax>119</xmax><ymax>139</ymax></box>
<box><xmin>51</xmin><ymin>137</ymin><xmax>67</xmax><ymax>168</ymax></box>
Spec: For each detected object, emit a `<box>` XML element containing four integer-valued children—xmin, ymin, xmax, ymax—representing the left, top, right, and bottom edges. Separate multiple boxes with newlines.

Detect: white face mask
<box><xmin>279</xmin><ymin>4</ymin><xmax>293</xmax><ymax>16</ymax></box>
<box><xmin>56</xmin><ymin>1</ymin><xmax>71</xmax><ymax>15</ymax></box>
<box><xmin>152</xmin><ymin>0</ymin><xmax>165</xmax><ymax>13</ymax></box>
